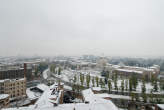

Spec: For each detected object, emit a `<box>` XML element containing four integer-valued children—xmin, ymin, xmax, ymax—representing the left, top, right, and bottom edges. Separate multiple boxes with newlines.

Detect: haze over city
<box><xmin>0</xmin><ymin>0</ymin><xmax>164</xmax><ymax>57</ymax></box>
<box><xmin>1</xmin><ymin>1</ymin><xmax>164</xmax><ymax>110</ymax></box>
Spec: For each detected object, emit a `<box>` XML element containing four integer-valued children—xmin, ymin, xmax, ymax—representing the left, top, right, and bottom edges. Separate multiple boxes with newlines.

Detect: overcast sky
<box><xmin>0</xmin><ymin>0</ymin><xmax>164</xmax><ymax>57</ymax></box>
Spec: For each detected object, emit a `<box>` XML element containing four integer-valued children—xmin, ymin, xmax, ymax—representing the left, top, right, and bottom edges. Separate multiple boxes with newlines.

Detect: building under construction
<box><xmin>0</xmin><ymin>64</ymin><xmax>32</xmax><ymax>81</ymax></box>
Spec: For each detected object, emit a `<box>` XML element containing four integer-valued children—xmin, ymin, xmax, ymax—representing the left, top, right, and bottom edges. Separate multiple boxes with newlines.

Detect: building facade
<box><xmin>0</xmin><ymin>78</ymin><xmax>26</xmax><ymax>100</ymax></box>
<box><xmin>0</xmin><ymin>68</ymin><xmax>32</xmax><ymax>81</ymax></box>
<box><xmin>110</xmin><ymin>65</ymin><xmax>160</xmax><ymax>80</ymax></box>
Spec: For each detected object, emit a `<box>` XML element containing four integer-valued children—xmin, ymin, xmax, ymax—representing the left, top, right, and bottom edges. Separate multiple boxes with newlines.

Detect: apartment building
<box><xmin>0</xmin><ymin>78</ymin><xmax>26</xmax><ymax>100</ymax></box>
<box><xmin>111</xmin><ymin>65</ymin><xmax>160</xmax><ymax>80</ymax></box>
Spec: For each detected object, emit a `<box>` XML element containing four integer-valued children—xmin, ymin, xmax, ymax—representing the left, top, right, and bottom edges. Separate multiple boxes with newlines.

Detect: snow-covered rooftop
<box><xmin>34</xmin><ymin>84</ymin><xmax>62</xmax><ymax>109</ymax></box>
<box><xmin>36</xmin><ymin>84</ymin><xmax>49</xmax><ymax>92</ymax></box>
<box><xmin>3</xmin><ymin>103</ymin><xmax>118</xmax><ymax>110</ymax></box>
<box><xmin>116</xmin><ymin>68</ymin><xmax>143</xmax><ymax>74</ymax></box>
<box><xmin>3</xmin><ymin>88</ymin><xmax>118</xmax><ymax>110</ymax></box>
<box><xmin>157</xmin><ymin>104</ymin><xmax>164</xmax><ymax>110</ymax></box>
<box><xmin>92</xmin><ymin>87</ymin><xmax>102</xmax><ymax>91</ymax></box>
<box><xmin>82</xmin><ymin>89</ymin><xmax>118</xmax><ymax>110</ymax></box>
<box><xmin>111</xmin><ymin>64</ymin><xmax>159</xmax><ymax>74</ymax></box>
<box><xmin>26</xmin><ymin>89</ymin><xmax>37</xmax><ymax>100</ymax></box>
<box><xmin>95</xmin><ymin>93</ymin><xmax>131</xmax><ymax>100</ymax></box>
<box><xmin>0</xmin><ymin>94</ymin><xmax>9</xmax><ymax>100</ymax></box>
<box><xmin>64</xmin><ymin>85</ymin><xmax>72</xmax><ymax>90</ymax></box>
<box><xmin>0</xmin><ymin>78</ymin><xmax>25</xmax><ymax>83</ymax></box>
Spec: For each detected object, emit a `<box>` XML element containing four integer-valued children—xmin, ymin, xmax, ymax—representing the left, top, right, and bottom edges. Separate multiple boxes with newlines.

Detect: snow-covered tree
<box><xmin>92</xmin><ymin>77</ymin><xmax>95</xmax><ymax>87</ymax></box>
<box><xmin>50</xmin><ymin>64</ymin><xmax>56</xmax><ymax>73</ymax></box>
<box><xmin>108</xmin><ymin>80</ymin><xmax>112</xmax><ymax>93</ymax></box>
<box><xmin>142</xmin><ymin>80</ymin><xmax>147</xmax><ymax>102</ymax></box>
<box><xmin>142</xmin><ymin>80</ymin><xmax>146</xmax><ymax>94</ymax></box>
<box><xmin>129</xmin><ymin>78</ymin><xmax>132</xmax><ymax>92</ymax></box>
<box><xmin>72</xmin><ymin>75</ymin><xmax>77</xmax><ymax>92</ymax></box>
<box><xmin>80</xmin><ymin>73</ymin><xmax>84</xmax><ymax>86</ymax></box>
<box><xmin>100</xmin><ymin>78</ymin><xmax>103</xmax><ymax>88</ymax></box>
<box><xmin>121</xmin><ymin>79</ymin><xmax>124</xmax><ymax>94</ymax></box>
<box><xmin>86</xmin><ymin>74</ymin><xmax>91</xmax><ymax>88</ymax></box>
<box><xmin>153</xmin><ymin>79</ymin><xmax>158</xmax><ymax>92</ymax></box>
<box><xmin>73</xmin><ymin>75</ymin><xmax>77</xmax><ymax>84</ymax></box>
<box><xmin>125</xmin><ymin>79</ymin><xmax>128</xmax><ymax>91</ymax></box>
<box><xmin>96</xmin><ymin>76</ymin><xmax>99</xmax><ymax>87</ymax></box>
<box><xmin>58</xmin><ymin>67</ymin><xmax>61</xmax><ymax>75</ymax></box>
<box><xmin>132</xmin><ymin>75</ymin><xmax>138</xmax><ymax>91</ymax></box>
<box><xmin>114</xmin><ymin>75</ymin><xmax>118</xmax><ymax>92</ymax></box>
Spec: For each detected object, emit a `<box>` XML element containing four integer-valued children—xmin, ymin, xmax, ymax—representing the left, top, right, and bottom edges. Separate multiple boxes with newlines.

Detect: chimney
<box><xmin>24</xmin><ymin>63</ymin><xmax>27</xmax><ymax>78</ymax></box>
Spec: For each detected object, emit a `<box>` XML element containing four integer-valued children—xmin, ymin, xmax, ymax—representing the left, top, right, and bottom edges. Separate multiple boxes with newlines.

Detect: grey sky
<box><xmin>0</xmin><ymin>0</ymin><xmax>164</xmax><ymax>57</ymax></box>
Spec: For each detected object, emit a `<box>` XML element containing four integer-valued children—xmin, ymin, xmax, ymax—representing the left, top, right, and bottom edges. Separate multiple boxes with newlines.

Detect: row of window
<box><xmin>10</xmin><ymin>92</ymin><xmax>25</xmax><ymax>98</ymax></box>
<box><xmin>4</xmin><ymin>85</ymin><xmax>25</xmax><ymax>88</ymax></box>
<box><xmin>4</xmin><ymin>82</ymin><xmax>25</xmax><ymax>85</ymax></box>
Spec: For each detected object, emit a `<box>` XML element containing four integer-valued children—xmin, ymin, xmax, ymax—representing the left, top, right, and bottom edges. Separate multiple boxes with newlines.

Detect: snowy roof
<box><xmin>19</xmin><ymin>99</ymin><xmax>31</xmax><ymax>106</ymax></box>
<box><xmin>116</xmin><ymin>69</ymin><xmax>143</xmax><ymax>74</ymax></box>
<box><xmin>0</xmin><ymin>67</ymin><xmax>24</xmax><ymax>71</ymax></box>
<box><xmin>0</xmin><ymin>78</ymin><xmax>25</xmax><ymax>83</ymax></box>
<box><xmin>3</xmin><ymin>89</ymin><xmax>118</xmax><ymax>110</ymax></box>
<box><xmin>4</xmin><ymin>102</ymin><xmax>117</xmax><ymax>110</ymax></box>
<box><xmin>0</xmin><ymin>94</ymin><xmax>9</xmax><ymax>100</ymax></box>
<box><xmin>118</xmin><ymin>62</ymin><xmax>125</xmax><ymax>67</ymax></box>
<box><xmin>82</xmin><ymin>89</ymin><xmax>118</xmax><ymax>110</ymax></box>
<box><xmin>26</xmin><ymin>89</ymin><xmax>40</xmax><ymax>100</ymax></box>
<box><xmin>3</xmin><ymin>103</ymin><xmax>117</xmax><ymax>110</ymax></box>
<box><xmin>95</xmin><ymin>93</ymin><xmax>131</xmax><ymax>100</ymax></box>
<box><xmin>80</xmin><ymin>62</ymin><xmax>90</xmax><ymax>65</ymax></box>
<box><xmin>112</xmin><ymin>64</ymin><xmax>158</xmax><ymax>73</ymax></box>
<box><xmin>34</xmin><ymin>84</ymin><xmax>62</xmax><ymax>109</ymax></box>
<box><xmin>92</xmin><ymin>87</ymin><xmax>102</xmax><ymax>91</ymax></box>
<box><xmin>82</xmin><ymin>89</ymin><xmax>94</xmax><ymax>102</ymax></box>
<box><xmin>112</xmin><ymin>65</ymin><xmax>121</xmax><ymax>69</ymax></box>
<box><xmin>157</xmin><ymin>104</ymin><xmax>164</xmax><ymax>110</ymax></box>
<box><xmin>36</xmin><ymin>84</ymin><xmax>49</xmax><ymax>92</ymax></box>
<box><xmin>64</xmin><ymin>85</ymin><xmax>72</xmax><ymax>90</ymax></box>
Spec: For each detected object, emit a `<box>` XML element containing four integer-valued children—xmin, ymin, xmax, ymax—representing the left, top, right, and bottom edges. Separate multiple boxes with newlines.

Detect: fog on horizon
<box><xmin>0</xmin><ymin>0</ymin><xmax>164</xmax><ymax>57</ymax></box>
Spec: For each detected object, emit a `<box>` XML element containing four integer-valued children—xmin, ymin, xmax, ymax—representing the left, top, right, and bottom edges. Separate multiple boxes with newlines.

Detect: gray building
<box><xmin>0</xmin><ymin>67</ymin><xmax>32</xmax><ymax>81</ymax></box>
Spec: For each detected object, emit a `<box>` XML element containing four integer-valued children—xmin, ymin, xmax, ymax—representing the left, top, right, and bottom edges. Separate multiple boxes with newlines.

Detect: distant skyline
<box><xmin>0</xmin><ymin>0</ymin><xmax>164</xmax><ymax>57</ymax></box>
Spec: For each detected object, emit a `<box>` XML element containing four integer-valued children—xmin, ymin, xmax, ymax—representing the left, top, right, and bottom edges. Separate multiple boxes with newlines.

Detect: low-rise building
<box><xmin>110</xmin><ymin>64</ymin><xmax>160</xmax><ymax>80</ymax></box>
<box><xmin>1</xmin><ymin>86</ymin><xmax>119</xmax><ymax>110</ymax></box>
<box><xmin>0</xmin><ymin>94</ymin><xmax>10</xmax><ymax>109</ymax></box>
